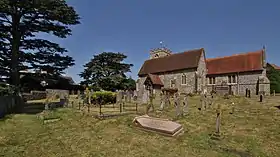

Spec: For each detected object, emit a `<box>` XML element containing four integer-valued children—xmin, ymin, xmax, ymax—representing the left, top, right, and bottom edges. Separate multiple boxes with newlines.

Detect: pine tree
<box><xmin>0</xmin><ymin>0</ymin><xmax>80</xmax><ymax>93</ymax></box>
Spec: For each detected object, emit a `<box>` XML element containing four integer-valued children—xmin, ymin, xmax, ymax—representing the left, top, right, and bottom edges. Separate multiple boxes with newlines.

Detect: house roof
<box><xmin>206</xmin><ymin>50</ymin><xmax>264</xmax><ymax>75</ymax></box>
<box><xmin>145</xmin><ymin>74</ymin><xmax>163</xmax><ymax>86</ymax></box>
<box><xmin>138</xmin><ymin>48</ymin><xmax>204</xmax><ymax>76</ymax></box>
<box><xmin>269</xmin><ymin>63</ymin><xmax>280</xmax><ymax>70</ymax></box>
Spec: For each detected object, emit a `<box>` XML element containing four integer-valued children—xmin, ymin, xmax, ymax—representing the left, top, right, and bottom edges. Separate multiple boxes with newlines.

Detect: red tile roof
<box><xmin>138</xmin><ymin>48</ymin><xmax>204</xmax><ymax>76</ymax></box>
<box><xmin>270</xmin><ymin>63</ymin><xmax>280</xmax><ymax>70</ymax></box>
<box><xmin>206</xmin><ymin>50</ymin><xmax>264</xmax><ymax>75</ymax></box>
<box><xmin>147</xmin><ymin>74</ymin><xmax>163</xmax><ymax>86</ymax></box>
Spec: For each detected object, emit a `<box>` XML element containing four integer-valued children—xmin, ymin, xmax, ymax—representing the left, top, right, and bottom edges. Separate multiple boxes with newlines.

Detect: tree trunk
<box><xmin>11</xmin><ymin>14</ymin><xmax>21</xmax><ymax>94</ymax></box>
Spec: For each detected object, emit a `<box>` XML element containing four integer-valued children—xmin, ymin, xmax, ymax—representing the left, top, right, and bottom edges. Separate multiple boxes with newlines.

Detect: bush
<box><xmin>187</xmin><ymin>93</ymin><xmax>196</xmax><ymax>97</ymax></box>
<box><xmin>92</xmin><ymin>91</ymin><xmax>116</xmax><ymax>105</ymax></box>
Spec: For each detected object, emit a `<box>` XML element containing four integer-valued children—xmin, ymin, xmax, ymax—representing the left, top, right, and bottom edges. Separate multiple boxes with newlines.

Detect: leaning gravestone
<box><xmin>133</xmin><ymin>115</ymin><xmax>184</xmax><ymax>137</ymax></box>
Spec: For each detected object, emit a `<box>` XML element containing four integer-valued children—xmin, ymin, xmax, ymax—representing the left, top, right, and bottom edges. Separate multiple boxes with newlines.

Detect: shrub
<box><xmin>187</xmin><ymin>93</ymin><xmax>195</xmax><ymax>97</ymax></box>
<box><xmin>92</xmin><ymin>91</ymin><xmax>116</xmax><ymax>105</ymax></box>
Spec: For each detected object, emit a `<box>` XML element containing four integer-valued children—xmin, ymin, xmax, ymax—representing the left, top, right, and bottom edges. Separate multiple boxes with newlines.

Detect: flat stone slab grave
<box><xmin>133</xmin><ymin>115</ymin><xmax>184</xmax><ymax>137</ymax></box>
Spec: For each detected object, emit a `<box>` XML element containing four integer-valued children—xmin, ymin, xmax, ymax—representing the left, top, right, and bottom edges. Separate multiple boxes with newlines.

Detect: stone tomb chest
<box><xmin>133</xmin><ymin>115</ymin><xmax>184</xmax><ymax>137</ymax></box>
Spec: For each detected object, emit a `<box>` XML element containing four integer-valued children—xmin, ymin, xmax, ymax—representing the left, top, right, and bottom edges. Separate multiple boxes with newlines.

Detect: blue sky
<box><xmin>41</xmin><ymin>0</ymin><xmax>280</xmax><ymax>83</ymax></box>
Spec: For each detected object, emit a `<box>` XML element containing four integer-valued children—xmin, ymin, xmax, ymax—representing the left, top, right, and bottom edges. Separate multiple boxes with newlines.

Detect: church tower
<box><xmin>149</xmin><ymin>41</ymin><xmax>172</xmax><ymax>59</ymax></box>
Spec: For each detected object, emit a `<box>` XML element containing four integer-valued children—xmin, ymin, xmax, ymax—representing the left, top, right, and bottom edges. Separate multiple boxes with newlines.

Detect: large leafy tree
<box><xmin>80</xmin><ymin>52</ymin><xmax>133</xmax><ymax>91</ymax></box>
<box><xmin>0</xmin><ymin>0</ymin><xmax>80</xmax><ymax>92</ymax></box>
<box><xmin>267</xmin><ymin>67</ymin><xmax>280</xmax><ymax>93</ymax></box>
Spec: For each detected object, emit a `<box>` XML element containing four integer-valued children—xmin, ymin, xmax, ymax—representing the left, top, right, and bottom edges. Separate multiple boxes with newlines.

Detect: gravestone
<box><xmin>77</xmin><ymin>90</ymin><xmax>80</xmax><ymax>96</ymax></box>
<box><xmin>204</xmin><ymin>94</ymin><xmax>207</xmax><ymax>109</ymax></box>
<box><xmin>133</xmin><ymin>115</ymin><xmax>184</xmax><ymax>137</ymax></box>
<box><xmin>182</xmin><ymin>95</ymin><xmax>188</xmax><ymax>115</ymax></box>
<box><xmin>198</xmin><ymin>94</ymin><xmax>205</xmax><ymax>110</ymax></box>
<box><xmin>142</xmin><ymin>91</ymin><xmax>149</xmax><ymax>104</ymax></box>
<box><xmin>128</xmin><ymin>91</ymin><xmax>132</xmax><ymax>103</ymax></box>
<box><xmin>260</xmin><ymin>94</ymin><xmax>263</xmax><ymax>102</ymax></box>
<box><xmin>248</xmin><ymin>90</ymin><xmax>251</xmax><ymax>98</ymax></box>
<box><xmin>215</xmin><ymin>104</ymin><xmax>222</xmax><ymax>134</ymax></box>
<box><xmin>230</xmin><ymin>102</ymin><xmax>235</xmax><ymax>114</ymax></box>
<box><xmin>133</xmin><ymin>90</ymin><xmax>137</xmax><ymax>101</ymax></box>
<box><xmin>159</xmin><ymin>92</ymin><xmax>164</xmax><ymax>110</ymax></box>
<box><xmin>146</xmin><ymin>94</ymin><xmax>155</xmax><ymax>113</ymax></box>
<box><xmin>174</xmin><ymin>93</ymin><xmax>181</xmax><ymax>117</ymax></box>
<box><xmin>165</xmin><ymin>93</ymin><xmax>171</xmax><ymax>108</ymax></box>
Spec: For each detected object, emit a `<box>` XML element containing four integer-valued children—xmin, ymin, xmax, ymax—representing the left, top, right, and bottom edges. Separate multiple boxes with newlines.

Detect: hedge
<box><xmin>92</xmin><ymin>91</ymin><xmax>116</xmax><ymax>104</ymax></box>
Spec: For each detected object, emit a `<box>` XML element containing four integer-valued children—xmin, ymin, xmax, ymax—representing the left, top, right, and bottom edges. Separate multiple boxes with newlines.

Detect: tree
<box><xmin>267</xmin><ymin>67</ymin><xmax>280</xmax><ymax>93</ymax></box>
<box><xmin>80</xmin><ymin>52</ymin><xmax>133</xmax><ymax>91</ymax></box>
<box><xmin>120</xmin><ymin>77</ymin><xmax>136</xmax><ymax>90</ymax></box>
<box><xmin>0</xmin><ymin>0</ymin><xmax>80</xmax><ymax>93</ymax></box>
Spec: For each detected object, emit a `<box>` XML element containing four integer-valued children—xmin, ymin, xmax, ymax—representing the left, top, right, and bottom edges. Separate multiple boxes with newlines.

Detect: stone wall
<box><xmin>46</xmin><ymin>89</ymin><xmax>69</xmax><ymax>99</ymax></box>
<box><xmin>0</xmin><ymin>96</ymin><xmax>23</xmax><ymax>118</ymax></box>
<box><xmin>22</xmin><ymin>90</ymin><xmax>47</xmax><ymax>101</ymax></box>
<box><xmin>206</xmin><ymin>70</ymin><xmax>270</xmax><ymax>95</ymax></box>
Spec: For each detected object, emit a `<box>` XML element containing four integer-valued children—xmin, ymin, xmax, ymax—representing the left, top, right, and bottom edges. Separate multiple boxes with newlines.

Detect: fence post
<box><xmin>78</xmin><ymin>101</ymin><xmax>81</xmax><ymax>110</ymax></box>
<box><xmin>99</xmin><ymin>103</ymin><xmax>102</xmax><ymax>116</ymax></box>
<box><xmin>120</xmin><ymin>103</ymin><xmax>122</xmax><ymax>113</ymax></box>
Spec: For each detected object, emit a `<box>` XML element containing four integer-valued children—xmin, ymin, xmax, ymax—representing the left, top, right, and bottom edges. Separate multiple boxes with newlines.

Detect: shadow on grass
<box><xmin>0</xmin><ymin>114</ymin><xmax>13</xmax><ymax>121</ymax></box>
<box><xmin>274</xmin><ymin>105</ymin><xmax>280</xmax><ymax>110</ymax></box>
<box><xmin>219</xmin><ymin>147</ymin><xmax>252</xmax><ymax>157</ymax></box>
<box><xmin>18</xmin><ymin>102</ymin><xmax>63</xmax><ymax>115</ymax></box>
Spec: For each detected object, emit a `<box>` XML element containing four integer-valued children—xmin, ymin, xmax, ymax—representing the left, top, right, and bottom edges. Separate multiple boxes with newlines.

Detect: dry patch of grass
<box><xmin>0</xmin><ymin>95</ymin><xmax>279</xmax><ymax>157</ymax></box>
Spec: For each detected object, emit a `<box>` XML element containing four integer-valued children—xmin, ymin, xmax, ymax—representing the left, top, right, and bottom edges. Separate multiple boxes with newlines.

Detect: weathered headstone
<box><xmin>146</xmin><ymin>94</ymin><xmax>155</xmax><ymax>114</ymax></box>
<box><xmin>174</xmin><ymin>93</ymin><xmax>181</xmax><ymax>117</ymax></box>
<box><xmin>216</xmin><ymin>103</ymin><xmax>222</xmax><ymax>134</ymax></box>
<box><xmin>229</xmin><ymin>102</ymin><xmax>235</xmax><ymax>114</ymax></box>
<box><xmin>248</xmin><ymin>89</ymin><xmax>251</xmax><ymax>98</ymax></box>
<box><xmin>133</xmin><ymin>90</ymin><xmax>137</xmax><ymax>102</ymax></box>
<box><xmin>128</xmin><ymin>91</ymin><xmax>132</xmax><ymax>103</ymax></box>
<box><xmin>204</xmin><ymin>94</ymin><xmax>207</xmax><ymax>109</ymax></box>
<box><xmin>260</xmin><ymin>94</ymin><xmax>263</xmax><ymax>102</ymax></box>
<box><xmin>198</xmin><ymin>94</ymin><xmax>204</xmax><ymax>110</ymax></box>
<box><xmin>245</xmin><ymin>88</ymin><xmax>248</xmax><ymax>97</ymax></box>
<box><xmin>273</xmin><ymin>90</ymin><xmax>275</xmax><ymax>96</ymax></box>
<box><xmin>77</xmin><ymin>90</ymin><xmax>80</xmax><ymax>96</ymax></box>
<box><xmin>182</xmin><ymin>94</ymin><xmax>188</xmax><ymax>115</ymax></box>
<box><xmin>159</xmin><ymin>92</ymin><xmax>164</xmax><ymax>110</ymax></box>
<box><xmin>45</xmin><ymin>99</ymin><xmax>49</xmax><ymax>110</ymax></box>
<box><xmin>166</xmin><ymin>93</ymin><xmax>171</xmax><ymax>108</ymax></box>
<box><xmin>142</xmin><ymin>91</ymin><xmax>149</xmax><ymax>104</ymax></box>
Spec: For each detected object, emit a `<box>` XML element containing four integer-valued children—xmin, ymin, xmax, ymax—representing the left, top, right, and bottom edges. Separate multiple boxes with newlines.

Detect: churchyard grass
<box><xmin>0</xmin><ymin>95</ymin><xmax>279</xmax><ymax>157</ymax></box>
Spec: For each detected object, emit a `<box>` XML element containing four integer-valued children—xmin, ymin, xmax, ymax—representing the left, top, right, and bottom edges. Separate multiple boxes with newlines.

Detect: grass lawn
<box><xmin>0</xmin><ymin>95</ymin><xmax>279</xmax><ymax>157</ymax></box>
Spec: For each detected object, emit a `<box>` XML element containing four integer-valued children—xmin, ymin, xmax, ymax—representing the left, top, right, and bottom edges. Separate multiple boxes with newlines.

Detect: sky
<box><xmin>41</xmin><ymin>0</ymin><xmax>280</xmax><ymax>83</ymax></box>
